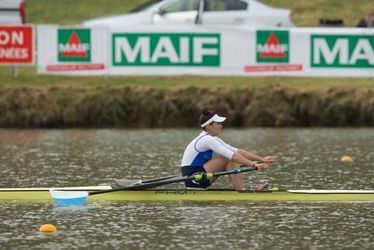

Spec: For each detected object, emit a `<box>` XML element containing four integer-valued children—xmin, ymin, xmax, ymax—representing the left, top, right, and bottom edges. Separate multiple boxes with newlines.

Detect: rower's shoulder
<box><xmin>197</xmin><ymin>132</ymin><xmax>216</xmax><ymax>141</ymax></box>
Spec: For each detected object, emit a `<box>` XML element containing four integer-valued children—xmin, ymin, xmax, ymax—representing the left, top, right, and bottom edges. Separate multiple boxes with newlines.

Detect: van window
<box><xmin>204</xmin><ymin>0</ymin><xmax>248</xmax><ymax>11</ymax></box>
<box><xmin>162</xmin><ymin>0</ymin><xmax>199</xmax><ymax>13</ymax></box>
<box><xmin>129</xmin><ymin>0</ymin><xmax>162</xmax><ymax>13</ymax></box>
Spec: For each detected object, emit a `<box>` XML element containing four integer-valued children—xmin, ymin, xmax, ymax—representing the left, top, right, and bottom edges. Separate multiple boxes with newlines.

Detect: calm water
<box><xmin>0</xmin><ymin>128</ymin><xmax>373</xmax><ymax>249</ymax></box>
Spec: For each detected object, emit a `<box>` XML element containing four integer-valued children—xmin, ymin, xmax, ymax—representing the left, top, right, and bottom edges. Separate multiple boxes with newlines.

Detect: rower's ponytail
<box><xmin>199</xmin><ymin>107</ymin><xmax>215</xmax><ymax>128</ymax></box>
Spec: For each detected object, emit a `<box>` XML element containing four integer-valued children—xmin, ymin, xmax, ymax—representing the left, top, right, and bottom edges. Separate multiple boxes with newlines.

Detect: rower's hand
<box><xmin>262</xmin><ymin>156</ymin><xmax>276</xmax><ymax>163</ymax></box>
<box><xmin>255</xmin><ymin>163</ymin><xmax>269</xmax><ymax>170</ymax></box>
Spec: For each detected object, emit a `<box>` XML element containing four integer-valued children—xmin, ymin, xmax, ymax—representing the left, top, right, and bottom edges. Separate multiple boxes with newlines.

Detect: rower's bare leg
<box><xmin>225</xmin><ymin>149</ymin><xmax>261</xmax><ymax>190</ymax></box>
<box><xmin>226</xmin><ymin>160</ymin><xmax>244</xmax><ymax>191</ymax></box>
<box><xmin>204</xmin><ymin>155</ymin><xmax>244</xmax><ymax>191</ymax></box>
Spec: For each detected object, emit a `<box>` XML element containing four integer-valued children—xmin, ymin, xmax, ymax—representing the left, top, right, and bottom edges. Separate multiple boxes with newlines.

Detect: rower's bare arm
<box><xmin>262</xmin><ymin>156</ymin><xmax>277</xmax><ymax>163</ymax></box>
<box><xmin>237</xmin><ymin>149</ymin><xmax>276</xmax><ymax>163</ymax></box>
<box><xmin>231</xmin><ymin>152</ymin><xmax>269</xmax><ymax>170</ymax></box>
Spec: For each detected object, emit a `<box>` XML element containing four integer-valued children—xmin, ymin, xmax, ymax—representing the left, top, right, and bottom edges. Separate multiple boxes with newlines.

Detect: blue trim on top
<box><xmin>189</xmin><ymin>133</ymin><xmax>213</xmax><ymax>166</ymax></box>
<box><xmin>190</xmin><ymin>150</ymin><xmax>213</xmax><ymax>167</ymax></box>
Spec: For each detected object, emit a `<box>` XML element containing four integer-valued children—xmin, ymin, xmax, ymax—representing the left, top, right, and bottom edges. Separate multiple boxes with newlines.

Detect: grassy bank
<box><xmin>0</xmin><ymin>68</ymin><xmax>373</xmax><ymax>90</ymax></box>
<box><xmin>26</xmin><ymin>0</ymin><xmax>373</xmax><ymax>27</ymax></box>
<box><xmin>0</xmin><ymin>86</ymin><xmax>373</xmax><ymax>128</ymax></box>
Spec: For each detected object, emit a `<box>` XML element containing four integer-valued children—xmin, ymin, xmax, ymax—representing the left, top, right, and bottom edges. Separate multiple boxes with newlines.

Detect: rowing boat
<box><xmin>1</xmin><ymin>186</ymin><xmax>374</xmax><ymax>202</ymax></box>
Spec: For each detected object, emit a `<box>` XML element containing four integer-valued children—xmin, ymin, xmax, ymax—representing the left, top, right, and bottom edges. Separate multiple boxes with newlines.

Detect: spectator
<box><xmin>356</xmin><ymin>11</ymin><xmax>374</xmax><ymax>27</ymax></box>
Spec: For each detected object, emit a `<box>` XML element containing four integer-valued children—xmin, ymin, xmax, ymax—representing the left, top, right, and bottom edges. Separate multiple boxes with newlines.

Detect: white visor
<box><xmin>200</xmin><ymin>114</ymin><xmax>226</xmax><ymax>127</ymax></box>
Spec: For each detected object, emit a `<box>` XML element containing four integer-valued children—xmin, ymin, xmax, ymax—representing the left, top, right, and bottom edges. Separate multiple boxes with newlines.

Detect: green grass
<box><xmin>26</xmin><ymin>0</ymin><xmax>144</xmax><ymax>25</ymax></box>
<box><xmin>25</xmin><ymin>0</ymin><xmax>373</xmax><ymax>27</ymax></box>
<box><xmin>1</xmin><ymin>67</ymin><xmax>373</xmax><ymax>89</ymax></box>
<box><xmin>264</xmin><ymin>0</ymin><xmax>373</xmax><ymax>27</ymax></box>
<box><xmin>1</xmin><ymin>0</ymin><xmax>371</xmax><ymax>89</ymax></box>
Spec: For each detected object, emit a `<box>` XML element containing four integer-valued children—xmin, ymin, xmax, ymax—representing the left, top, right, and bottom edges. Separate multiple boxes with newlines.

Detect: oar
<box><xmin>114</xmin><ymin>174</ymin><xmax>180</xmax><ymax>187</ymax></box>
<box><xmin>114</xmin><ymin>160</ymin><xmax>266</xmax><ymax>187</ymax></box>
<box><xmin>50</xmin><ymin>166</ymin><xmax>259</xmax><ymax>206</ymax></box>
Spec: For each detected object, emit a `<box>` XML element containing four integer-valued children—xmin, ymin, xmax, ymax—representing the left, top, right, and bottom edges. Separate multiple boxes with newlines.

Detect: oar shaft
<box><xmin>89</xmin><ymin>166</ymin><xmax>258</xmax><ymax>196</ymax></box>
<box><xmin>114</xmin><ymin>174</ymin><xmax>180</xmax><ymax>187</ymax></box>
<box><xmin>213</xmin><ymin>166</ymin><xmax>257</xmax><ymax>177</ymax></box>
<box><xmin>123</xmin><ymin>164</ymin><xmax>261</xmax><ymax>185</ymax></box>
<box><xmin>89</xmin><ymin>176</ymin><xmax>189</xmax><ymax>195</ymax></box>
<box><xmin>141</xmin><ymin>174</ymin><xmax>180</xmax><ymax>183</ymax></box>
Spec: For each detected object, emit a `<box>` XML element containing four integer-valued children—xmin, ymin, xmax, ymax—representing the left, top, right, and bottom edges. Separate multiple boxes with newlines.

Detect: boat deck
<box><xmin>1</xmin><ymin>187</ymin><xmax>374</xmax><ymax>202</ymax></box>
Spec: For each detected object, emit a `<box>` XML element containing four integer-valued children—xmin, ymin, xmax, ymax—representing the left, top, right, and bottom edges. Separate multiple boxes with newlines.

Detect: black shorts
<box><xmin>181</xmin><ymin>165</ymin><xmax>211</xmax><ymax>188</ymax></box>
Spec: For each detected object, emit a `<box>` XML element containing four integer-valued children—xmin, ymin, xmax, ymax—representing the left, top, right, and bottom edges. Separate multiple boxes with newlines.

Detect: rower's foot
<box><xmin>254</xmin><ymin>181</ymin><xmax>270</xmax><ymax>192</ymax></box>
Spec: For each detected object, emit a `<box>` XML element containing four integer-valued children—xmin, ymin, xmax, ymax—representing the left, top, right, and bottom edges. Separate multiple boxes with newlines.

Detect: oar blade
<box><xmin>50</xmin><ymin>189</ymin><xmax>89</xmax><ymax>206</ymax></box>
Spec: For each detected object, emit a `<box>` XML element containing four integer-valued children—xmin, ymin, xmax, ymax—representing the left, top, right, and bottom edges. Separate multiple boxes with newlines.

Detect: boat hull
<box><xmin>1</xmin><ymin>187</ymin><xmax>374</xmax><ymax>202</ymax></box>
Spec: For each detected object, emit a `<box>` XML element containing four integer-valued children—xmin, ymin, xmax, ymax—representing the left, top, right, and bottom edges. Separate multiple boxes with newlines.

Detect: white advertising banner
<box><xmin>37</xmin><ymin>25</ymin><xmax>108</xmax><ymax>75</ymax></box>
<box><xmin>108</xmin><ymin>25</ymin><xmax>248</xmax><ymax>76</ymax></box>
<box><xmin>36</xmin><ymin>25</ymin><xmax>374</xmax><ymax>77</ymax></box>
<box><xmin>244</xmin><ymin>28</ymin><xmax>373</xmax><ymax>77</ymax></box>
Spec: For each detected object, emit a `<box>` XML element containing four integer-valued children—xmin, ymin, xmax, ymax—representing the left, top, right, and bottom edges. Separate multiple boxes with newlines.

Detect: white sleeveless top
<box><xmin>181</xmin><ymin>131</ymin><xmax>238</xmax><ymax>167</ymax></box>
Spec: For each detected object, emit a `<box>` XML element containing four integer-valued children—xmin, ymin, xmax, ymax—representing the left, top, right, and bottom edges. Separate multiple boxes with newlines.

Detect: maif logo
<box><xmin>311</xmin><ymin>35</ymin><xmax>373</xmax><ymax>68</ymax></box>
<box><xmin>112</xmin><ymin>33</ymin><xmax>220</xmax><ymax>66</ymax></box>
<box><xmin>256</xmin><ymin>30</ymin><xmax>289</xmax><ymax>63</ymax></box>
<box><xmin>58</xmin><ymin>29</ymin><xmax>91</xmax><ymax>62</ymax></box>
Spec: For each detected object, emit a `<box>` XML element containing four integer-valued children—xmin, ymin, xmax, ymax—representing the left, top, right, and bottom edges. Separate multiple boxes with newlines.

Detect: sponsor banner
<box><xmin>37</xmin><ymin>25</ymin><xmax>107</xmax><ymax>75</ymax></box>
<box><xmin>244</xmin><ymin>28</ymin><xmax>303</xmax><ymax>75</ymax></box>
<box><xmin>311</xmin><ymin>34</ymin><xmax>373</xmax><ymax>68</ymax></box>
<box><xmin>36</xmin><ymin>25</ymin><xmax>373</xmax><ymax>77</ymax></box>
<box><xmin>112</xmin><ymin>33</ymin><xmax>220</xmax><ymax>66</ymax></box>
<box><xmin>0</xmin><ymin>25</ymin><xmax>34</xmax><ymax>65</ymax></box>
<box><xmin>244</xmin><ymin>29</ymin><xmax>303</xmax><ymax>75</ymax></box>
<box><xmin>304</xmin><ymin>29</ymin><xmax>373</xmax><ymax>76</ymax></box>
<box><xmin>244</xmin><ymin>28</ymin><xmax>373</xmax><ymax>77</ymax></box>
<box><xmin>256</xmin><ymin>30</ymin><xmax>289</xmax><ymax>63</ymax></box>
<box><xmin>108</xmin><ymin>25</ymin><xmax>237</xmax><ymax>76</ymax></box>
<box><xmin>58</xmin><ymin>28</ymin><xmax>92</xmax><ymax>62</ymax></box>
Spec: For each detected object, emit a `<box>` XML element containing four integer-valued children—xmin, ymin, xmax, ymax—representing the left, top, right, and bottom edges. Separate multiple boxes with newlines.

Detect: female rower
<box><xmin>180</xmin><ymin>108</ymin><xmax>276</xmax><ymax>191</ymax></box>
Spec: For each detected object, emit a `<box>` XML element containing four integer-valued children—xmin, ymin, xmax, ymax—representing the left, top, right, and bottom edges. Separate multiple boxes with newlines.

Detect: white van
<box><xmin>0</xmin><ymin>0</ymin><xmax>26</xmax><ymax>24</ymax></box>
<box><xmin>83</xmin><ymin>0</ymin><xmax>295</xmax><ymax>28</ymax></box>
